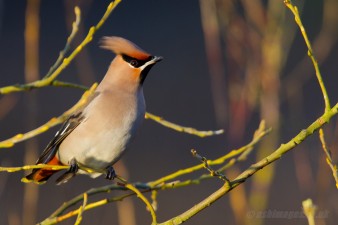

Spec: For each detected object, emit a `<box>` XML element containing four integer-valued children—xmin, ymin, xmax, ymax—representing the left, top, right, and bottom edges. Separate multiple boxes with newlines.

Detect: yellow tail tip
<box><xmin>21</xmin><ymin>177</ymin><xmax>46</xmax><ymax>185</ymax></box>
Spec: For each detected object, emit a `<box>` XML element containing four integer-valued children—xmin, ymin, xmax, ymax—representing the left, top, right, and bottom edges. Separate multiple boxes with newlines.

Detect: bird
<box><xmin>22</xmin><ymin>36</ymin><xmax>162</xmax><ymax>185</ymax></box>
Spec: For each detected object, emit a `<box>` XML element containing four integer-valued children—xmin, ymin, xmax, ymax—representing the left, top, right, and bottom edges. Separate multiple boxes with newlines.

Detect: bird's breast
<box><xmin>58</xmin><ymin>89</ymin><xmax>145</xmax><ymax>170</ymax></box>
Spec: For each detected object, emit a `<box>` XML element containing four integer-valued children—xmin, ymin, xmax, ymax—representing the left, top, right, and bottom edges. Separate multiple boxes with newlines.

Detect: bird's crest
<box><xmin>100</xmin><ymin>36</ymin><xmax>150</xmax><ymax>60</ymax></box>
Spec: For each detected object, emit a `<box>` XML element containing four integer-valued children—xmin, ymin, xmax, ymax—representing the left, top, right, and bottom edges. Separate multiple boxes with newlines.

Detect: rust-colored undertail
<box><xmin>21</xmin><ymin>156</ymin><xmax>63</xmax><ymax>184</ymax></box>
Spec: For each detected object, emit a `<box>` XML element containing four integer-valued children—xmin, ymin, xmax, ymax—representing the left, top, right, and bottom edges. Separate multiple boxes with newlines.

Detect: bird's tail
<box><xmin>21</xmin><ymin>157</ymin><xmax>62</xmax><ymax>184</ymax></box>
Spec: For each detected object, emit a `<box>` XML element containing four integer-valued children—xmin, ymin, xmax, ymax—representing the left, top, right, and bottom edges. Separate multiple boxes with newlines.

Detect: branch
<box><xmin>114</xmin><ymin>176</ymin><xmax>157</xmax><ymax>224</ymax></box>
<box><xmin>0</xmin><ymin>0</ymin><xmax>219</xmax><ymax>146</ymax></box>
<box><xmin>0</xmin><ymin>0</ymin><xmax>121</xmax><ymax>95</ymax></box>
<box><xmin>40</xmin><ymin>198</ymin><xmax>110</xmax><ymax>225</ymax></box>
<box><xmin>50</xmin><ymin>80</ymin><xmax>89</xmax><ymax>90</ymax></box>
<box><xmin>39</xmin><ymin>182</ymin><xmax>151</xmax><ymax>225</ymax></box>
<box><xmin>124</xmin><ymin>183</ymin><xmax>157</xmax><ymax>225</ymax></box>
<box><xmin>284</xmin><ymin>0</ymin><xmax>331</xmax><ymax>112</ymax></box>
<box><xmin>319</xmin><ymin>128</ymin><xmax>338</xmax><ymax>188</ymax></box>
<box><xmin>302</xmin><ymin>199</ymin><xmax>317</xmax><ymax>225</ymax></box>
<box><xmin>39</xmin><ymin>189</ymin><xmax>149</xmax><ymax>225</ymax></box>
<box><xmin>0</xmin><ymin>85</ymin><xmax>221</xmax><ymax>148</ymax></box>
<box><xmin>0</xmin><ymin>164</ymin><xmax>69</xmax><ymax>173</ymax></box>
<box><xmin>34</xmin><ymin>103</ymin><xmax>338</xmax><ymax>225</ymax></box>
<box><xmin>0</xmin><ymin>83</ymin><xmax>97</xmax><ymax>148</ymax></box>
<box><xmin>73</xmin><ymin>193</ymin><xmax>87</xmax><ymax>225</ymax></box>
<box><xmin>217</xmin><ymin>120</ymin><xmax>270</xmax><ymax>171</ymax></box>
<box><xmin>145</xmin><ymin>112</ymin><xmax>224</xmax><ymax>138</ymax></box>
<box><xmin>44</xmin><ymin>6</ymin><xmax>81</xmax><ymax>79</ymax></box>
<box><xmin>191</xmin><ymin>149</ymin><xmax>230</xmax><ymax>183</ymax></box>
<box><xmin>149</xmin><ymin>121</ymin><xmax>271</xmax><ymax>188</ymax></box>
<box><xmin>158</xmin><ymin>103</ymin><xmax>338</xmax><ymax>225</ymax></box>
<box><xmin>33</xmin><ymin>121</ymin><xmax>269</xmax><ymax>224</ymax></box>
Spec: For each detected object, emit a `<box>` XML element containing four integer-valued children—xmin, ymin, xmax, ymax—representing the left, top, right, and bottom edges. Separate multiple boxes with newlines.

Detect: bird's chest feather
<box><xmin>58</xmin><ymin>90</ymin><xmax>145</xmax><ymax>169</ymax></box>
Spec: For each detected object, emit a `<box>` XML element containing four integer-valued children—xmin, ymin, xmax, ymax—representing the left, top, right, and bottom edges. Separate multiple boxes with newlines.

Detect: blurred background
<box><xmin>0</xmin><ymin>0</ymin><xmax>338</xmax><ymax>224</ymax></box>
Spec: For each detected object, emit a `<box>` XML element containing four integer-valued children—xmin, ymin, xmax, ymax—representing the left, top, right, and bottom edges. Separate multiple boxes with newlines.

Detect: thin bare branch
<box><xmin>319</xmin><ymin>128</ymin><xmax>338</xmax><ymax>188</ymax></box>
<box><xmin>284</xmin><ymin>0</ymin><xmax>331</xmax><ymax>112</ymax></box>
<box><xmin>159</xmin><ymin>103</ymin><xmax>338</xmax><ymax>225</ymax></box>
<box><xmin>0</xmin><ymin>0</ymin><xmax>121</xmax><ymax>95</ymax></box>
<box><xmin>145</xmin><ymin>112</ymin><xmax>224</xmax><ymax>138</ymax></box>
<box><xmin>0</xmin><ymin>83</ymin><xmax>97</xmax><ymax>148</ymax></box>
<box><xmin>73</xmin><ymin>193</ymin><xmax>88</xmax><ymax>225</ymax></box>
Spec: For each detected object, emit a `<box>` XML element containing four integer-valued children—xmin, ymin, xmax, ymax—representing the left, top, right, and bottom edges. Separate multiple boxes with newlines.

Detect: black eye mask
<box><xmin>122</xmin><ymin>54</ymin><xmax>153</xmax><ymax>68</ymax></box>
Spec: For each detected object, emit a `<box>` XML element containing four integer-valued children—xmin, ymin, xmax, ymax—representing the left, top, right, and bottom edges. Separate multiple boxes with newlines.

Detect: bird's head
<box><xmin>100</xmin><ymin>36</ymin><xmax>162</xmax><ymax>85</ymax></box>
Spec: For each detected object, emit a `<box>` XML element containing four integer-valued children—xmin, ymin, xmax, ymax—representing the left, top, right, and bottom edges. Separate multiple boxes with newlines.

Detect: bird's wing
<box><xmin>35</xmin><ymin>112</ymin><xmax>84</xmax><ymax>164</ymax></box>
<box><xmin>36</xmin><ymin>92</ymin><xmax>100</xmax><ymax>164</ymax></box>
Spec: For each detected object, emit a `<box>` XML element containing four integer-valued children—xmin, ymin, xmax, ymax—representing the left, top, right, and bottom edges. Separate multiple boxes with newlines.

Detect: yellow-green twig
<box><xmin>36</xmin><ymin>103</ymin><xmax>338</xmax><ymax>225</ymax></box>
<box><xmin>74</xmin><ymin>193</ymin><xmax>88</xmax><ymax>225</ymax></box>
<box><xmin>46</xmin><ymin>0</ymin><xmax>120</xmax><ymax>83</ymax></box>
<box><xmin>44</xmin><ymin>6</ymin><xmax>81</xmax><ymax>79</ymax></box>
<box><xmin>1</xmin><ymin>119</ymin><xmax>269</xmax><ymax>224</ymax></box>
<box><xmin>0</xmin><ymin>164</ymin><xmax>69</xmax><ymax>173</ymax></box>
<box><xmin>148</xmin><ymin>121</ymin><xmax>271</xmax><ymax>187</ymax></box>
<box><xmin>0</xmin><ymin>83</ymin><xmax>97</xmax><ymax>148</ymax></box>
<box><xmin>41</xmin><ymin>199</ymin><xmax>109</xmax><ymax>225</ymax></box>
<box><xmin>39</xmin><ymin>136</ymin><xmax>273</xmax><ymax>225</ymax></box>
<box><xmin>115</xmin><ymin>175</ymin><xmax>157</xmax><ymax>224</ymax></box>
<box><xmin>218</xmin><ymin>121</ymin><xmax>270</xmax><ymax>172</ymax></box>
<box><xmin>319</xmin><ymin>128</ymin><xmax>338</xmax><ymax>188</ymax></box>
<box><xmin>191</xmin><ymin>149</ymin><xmax>230</xmax><ymax>183</ymax></box>
<box><xmin>158</xmin><ymin>103</ymin><xmax>338</xmax><ymax>225</ymax></box>
<box><xmin>39</xmin><ymin>190</ymin><xmax>149</xmax><ymax>225</ymax></box>
<box><xmin>284</xmin><ymin>0</ymin><xmax>331</xmax><ymax>112</ymax></box>
<box><xmin>302</xmin><ymin>199</ymin><xmax>317</xmax><ymax>225</ymax></box>
<box><xmin>151</xmin><ymin>190</ymin><xmax>158</xmax><ymax>211</ymax></box>
<box><xmin>0</xmin><ymin>82</ymin><xmax>221</xmax><ymax>148</ymax></box>
<box><xmin>153</xmin><ymin>122</ymin><xmax>270</xmax><ymax>189</ymax></box>
<box><xmin>51</xmin><ymin>80</ymin><xmax>89</xmax><ymax>90</ymax></box>
<box><xmin>124</xmin><ymin>183</ymin><xmax>157</xmax><ymax>225</ymax></box>
<box><xmin>0</xmin><ymin>1</ymin><xmax>121</xmax><ymax>95</ymax></box>
<box><xmin>145</xmin><ymin>112</ymin><xmax>224</xmax><ymax>137</ymax></box>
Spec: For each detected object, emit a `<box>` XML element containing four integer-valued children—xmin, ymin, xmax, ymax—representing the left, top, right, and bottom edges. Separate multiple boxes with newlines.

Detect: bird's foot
<box><xmin>55</xmin><ymin>158</ymin><xmax>79</xmax><ymax>185</ymax></box>
<box><xmin>105</xmin><ymin>166</ymin><xmax>116</xmax><ymax>180</ymax></box>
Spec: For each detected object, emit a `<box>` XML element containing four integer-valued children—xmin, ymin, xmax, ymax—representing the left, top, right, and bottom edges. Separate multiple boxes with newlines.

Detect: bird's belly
<box><xmin>57</xmin><ymin>88</ymin><xmax>145</xmax><ymax>175</ymax></box>
<box><xmin>57</xmin><ymin>114</ymin><xmax>142</xmax><ymax>172</ymax></box>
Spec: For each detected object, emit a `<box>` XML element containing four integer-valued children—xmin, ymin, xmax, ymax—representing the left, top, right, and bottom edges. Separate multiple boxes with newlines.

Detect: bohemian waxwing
<box><xmin>22</xmin><ymin>36</ymin><xmax>162</xmax><ymax>184</ymax></box>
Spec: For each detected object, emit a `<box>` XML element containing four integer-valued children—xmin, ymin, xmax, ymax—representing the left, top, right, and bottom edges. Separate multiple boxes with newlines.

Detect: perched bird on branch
<box><xmin>22</xmin><ymin>36</ymin><xmax>162</xmax><ymax>185</ymax></box>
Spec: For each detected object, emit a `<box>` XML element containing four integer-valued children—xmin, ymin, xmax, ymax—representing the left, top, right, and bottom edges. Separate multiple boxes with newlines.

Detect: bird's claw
<box><xmin>105</xmin><ymin>166</ymin><xmax>116</xmax><ymax>180</ymax></box>
<box><xmin>55</xmin><ymin>158</ymin><xmax>79</xmax><ymax>185</ymax></box>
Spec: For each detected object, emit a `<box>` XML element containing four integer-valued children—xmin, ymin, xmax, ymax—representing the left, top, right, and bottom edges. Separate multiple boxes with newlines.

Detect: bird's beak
<box><xmin>140</xmin><ymin>56</ymin><xmax>163</xmax><ymax>70</ymax></box>
<box><xmin>150</xmin><ymin>56</ymin><xmax>163</xmax><ymax>64</ymax></box>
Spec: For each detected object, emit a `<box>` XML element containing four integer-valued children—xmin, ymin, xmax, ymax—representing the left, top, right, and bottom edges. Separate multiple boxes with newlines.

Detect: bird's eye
<box><xmin>130</xmin><ymin>60</ymin><xmax>138</xmax><ymax>67</ymax></box>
